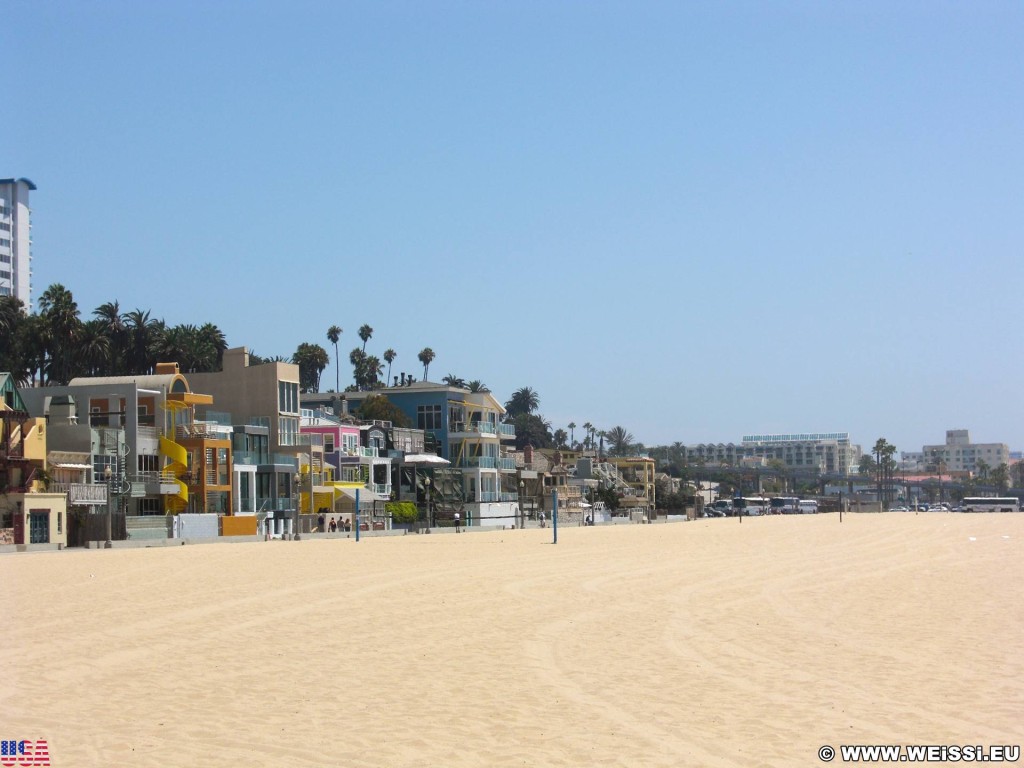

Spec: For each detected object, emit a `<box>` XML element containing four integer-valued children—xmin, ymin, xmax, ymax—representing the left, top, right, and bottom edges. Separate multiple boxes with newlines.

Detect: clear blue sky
<box><xmin>5</xmin><ymin>1</ymin><xmax>1022</xmax><ymax>455</ymax></box>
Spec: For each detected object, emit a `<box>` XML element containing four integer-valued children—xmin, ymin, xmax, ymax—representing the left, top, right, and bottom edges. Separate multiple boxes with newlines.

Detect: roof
<box><xmin>0</xmin><ymin>178</ymin><xmax>37</xmax><ymax>190</ymax></box>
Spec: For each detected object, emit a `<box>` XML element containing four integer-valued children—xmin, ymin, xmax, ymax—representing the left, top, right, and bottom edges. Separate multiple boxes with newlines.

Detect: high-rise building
<box><xmin>0</xmin><ymin>177</ymin><xmax>37</xmax><ymax>308</ymax></box>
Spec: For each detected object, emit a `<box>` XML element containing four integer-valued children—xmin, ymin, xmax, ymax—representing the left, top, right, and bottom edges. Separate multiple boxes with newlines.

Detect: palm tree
<box><xmin>417</xmin><ymin>347</ymin><xmax>435</xmax><ymax>381</ymax></box>
<box><xmin>504</xmin><ymin>387</ymin><xmax>539</xmax><ymax>418</ymax></box>
<box><xmin>553</xmin><ymin>429</ymin><xmax>568</xmax><ymax>449</ymax></box>
<box><xmin>93</xmin><ymin>301</ymin><xmax>126</xmax><ymax>374</ymax></box>
<box><xmin>443</xmin><ymin>374</ymin><xmax>467</xmax><ymax>388</ymax></box>
<box><xmin>466</xmin><ymin>380</ymin><xmax>489</xmax><ymax>393</ymax></box>
<box><xmin>293</xmin><ymin>342</ymin><xmax>330</xmax><ymax>393</ymax></box>
<box><xmin>124</xmin><ymin>309</ymin><xmax>158</xmax><ymax>375</ymax></box>
<box><xmin>567</xmin><ymin>422</ymin><xmax>576</xmax><ymax>448</ymax></box>
<box><xmin>327</xmin><ymin>325</ymin><xmax>343</xmax><ymax>391</ymax></box>
<box><xmin>38</xmin><ymin>283</ymin><xmax>83</xmax><ymax>384</ymax></box>
<box><xmin>76</xmin><ymin>319</ymin><xmax>111</xmax><ymax>376</ymax></box>
<box><xmin>364</xmin><ymin>355</ymin><xmax>384</xmax><ymax>388</ymax></box>
<box><xmin>583</xmin><ymin>422</ymin><xmax>594</xmax><ymax>450</ymax></box>
<box><xmin>607</xmin><ymin>426</ymin><xmax>635</xmax><ymax>456</ymax></box>
<box><xmin>358</xmin><ymin>324</ymin><xmax>373</xmax><ymax>354</ymax></box>
<box><xmin>383</xmin><ymin>348</ymin><xmax>396</xmax><ymax>385</ymax></box>
<box><xmin>199</xmin><ymin>322</ymin><xmax>227</xmax><ymax>371</ymax></box>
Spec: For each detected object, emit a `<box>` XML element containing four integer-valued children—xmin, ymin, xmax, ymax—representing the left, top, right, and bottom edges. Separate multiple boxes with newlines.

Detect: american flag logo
<box><xmin>0</xmin><ymin>740</ymin><xmax>50</xmax><ymax>767</ymax></box>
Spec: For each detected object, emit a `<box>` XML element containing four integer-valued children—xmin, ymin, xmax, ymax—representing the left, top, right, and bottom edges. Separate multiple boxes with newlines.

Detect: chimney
<box><xmin>341</xmin><ymin>395</ymin><xmax>349</xmax><ymax>416</ymax></box>
<box><xmin>524</xmin><ymin>444</ymin><xmax>533</xmax><ymax>466</ymax></box>
<box><xmin>400</xmin><ymin>372</ymin><xmax>406</xmax><ymax>386</ymax></box>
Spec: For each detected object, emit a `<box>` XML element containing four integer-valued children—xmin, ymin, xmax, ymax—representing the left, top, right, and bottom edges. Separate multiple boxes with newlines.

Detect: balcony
<box><xmin>498</xmin><ymin>423</ymin><xmax>516</xmax><ymax>439</ymax></box>
<box><xmin>497</xmin><ymin>457</ymin><xmax>516</xmax><ymax>471</ymax></box>
<box><xmin>457</xmin><ymin>456</ymin><xmax>497</xmax><ymax>469</ymax></box>
<box><xmin>450</xmin><ymin>421</ymin><xmax>500</xmax><ymax>437</ymax></box>
<box><xmin>50</xmin><ymin>482</ymin><xmax>107</xmax><ymax>505</ymax></box>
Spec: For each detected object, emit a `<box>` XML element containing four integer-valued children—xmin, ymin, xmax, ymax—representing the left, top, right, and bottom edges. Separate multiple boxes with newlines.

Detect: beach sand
<box><xmin>3</xmin><ymin>513</ymin><xmax>1022</xmax><ymax>767</ymax></box>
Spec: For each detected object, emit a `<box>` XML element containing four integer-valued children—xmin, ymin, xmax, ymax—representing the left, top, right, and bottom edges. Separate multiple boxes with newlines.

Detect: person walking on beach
<box><xmin>453</xmin><ymin>511</ymin><xmax>461</xmax><ymax>533</ymax></box>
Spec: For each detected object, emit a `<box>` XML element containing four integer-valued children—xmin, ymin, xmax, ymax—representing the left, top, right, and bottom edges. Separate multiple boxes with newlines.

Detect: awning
<box><xmin>336</xmin><ymin>486</ymin><xmax>389</xmax><ymax>503</ymax></box>
<box><xmin>52</xmin><ymin>463</ymin><xmax>93</xmax><ymax>470</ymax></box>
<box><xmin>403</xmin><ymin>453</ymin><xmax>450</xmax><ymax>465</ymax></box>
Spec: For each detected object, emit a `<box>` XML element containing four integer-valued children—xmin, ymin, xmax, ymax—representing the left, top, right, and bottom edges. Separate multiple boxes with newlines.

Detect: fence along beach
<box><xmin>4</xmin><ymin>513</ymin><xmax>1022</xmax><ymax>767</ymax></box>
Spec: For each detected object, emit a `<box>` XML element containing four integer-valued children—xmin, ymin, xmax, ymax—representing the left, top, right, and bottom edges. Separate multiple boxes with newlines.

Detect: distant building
<box><xmin>921</xmin><ymin>429</ymin><xmax>1010</xmax><ymax>475</ymax></box>
<box><xmin>0</xmin><ymin>177</ymin><xmax>36</xmax><ymax>308</ymax></box>
<box><xmin>686</xmin><ymin>432</ymin><xmax>861</xmax><ymax>476</ymax></box>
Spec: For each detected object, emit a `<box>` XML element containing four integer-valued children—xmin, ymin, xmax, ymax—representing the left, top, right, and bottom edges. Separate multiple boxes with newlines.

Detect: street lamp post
<box><xmin>519</xmin><ymin>480</ymin><xmax>525</xmax><ymax>529</ymax></box>
<box><xmin>104</xmin><ymin>464</ymin><xmax>113</xmax><ymax>549</ymax></box>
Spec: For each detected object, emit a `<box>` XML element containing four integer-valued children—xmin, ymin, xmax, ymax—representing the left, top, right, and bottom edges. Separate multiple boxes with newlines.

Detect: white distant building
<box><xmin>921</xmin><ymin>429</ymin><xmax>1010</xmax><ymax>474</ymax></box>
<box><xmin>686</xmin><ymin>432</ymin><xmax>861</xmax><ymax>476</ymax></box>
<box><xmin>0</xmin><ymin>177</ymin><xmax>36</xmax><ymax>309</ymax></box>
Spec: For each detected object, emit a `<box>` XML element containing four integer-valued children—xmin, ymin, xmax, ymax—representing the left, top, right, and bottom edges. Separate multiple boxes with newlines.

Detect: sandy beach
<box><xmin>3</xmin><ymin>513</ymin><xmax>1022</xmax><ymax>767</ymax></box>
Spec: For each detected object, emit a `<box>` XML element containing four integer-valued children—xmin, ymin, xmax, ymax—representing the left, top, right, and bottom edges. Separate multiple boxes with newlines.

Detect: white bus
<box><xmin>960</xmin><ymin>497</ymin><xmax>1020</xmax><ymax>513</ymax></box>
<box><xmin>732</xmin><ymin>497</ymin><xmax>770</xmax><ymax>516</ymax></box>
<box><xmin>769</xmin><ymin>496</ymin><xmax>800</xmax><ymax>514</ymax></box>
<box><xmin>798</xmin><ymin>499</ymin><xmax>819</xmax><ymax>514</ymax></box>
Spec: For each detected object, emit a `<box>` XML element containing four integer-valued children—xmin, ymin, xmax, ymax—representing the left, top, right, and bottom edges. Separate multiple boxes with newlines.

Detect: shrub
<box><xmin>386</xmin><ymin>501</ymin><xmax>419</xmax><ymax>524</ymax></box>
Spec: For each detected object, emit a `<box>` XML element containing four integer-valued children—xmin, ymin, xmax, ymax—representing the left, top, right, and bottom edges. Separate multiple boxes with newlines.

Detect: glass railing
<box><xmin>497</xmin><ymin>457</ymin><xmax>516</xmax><ymax>470</ymax></box>
<box><xmin>499</xmin><ymin>424</ymin><xmax>516</xmax><ymax>437</ymax></box>
<box><xmin>258</xmin><ymin>497</ymin><xmax>295</xmax><ymax>512</ymax></box>
<box><xmin>478</xmin><ymin>491</ymin><xmax>499</xmax><ymax>502</ymax></box>
<box><xmin>458</xmin><ymin>456</ymin><xmax>497</xmax><ymax>469</ymax></box>
<box><xmin>249</xmin><ymin>417</ymin><xmax>270</xmax><ymax>429</ymax></box>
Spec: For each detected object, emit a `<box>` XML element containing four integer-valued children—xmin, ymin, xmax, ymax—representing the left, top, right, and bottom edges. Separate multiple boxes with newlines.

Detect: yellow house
<box><xmin>1</xmin><ymin>373</ymin><xmax>68</xmax><ymax>547</ymax></box>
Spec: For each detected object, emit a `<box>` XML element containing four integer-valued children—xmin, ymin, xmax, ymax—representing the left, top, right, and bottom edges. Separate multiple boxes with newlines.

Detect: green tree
<box><xmin>607</xmin><ymin>426</ymin><xmax>635</xmax><ymax>456</ymax></box>
<box><xmin>512</xmin><ymin>412</ymin><xmax>553</xmax><ymax>450</ymax></box>
<box><xmin>553</xmin><ymin>428</ymin><xmax>568</xmax><ymax>449</ymax></box>
<box><xmin>582</xmin><ymin>422</ymin><xmax>594</xmax><ymax>450</ymax></box>
<box><xmin>383</xmin><ymin>348</ymin><xmax>396</xmax><ymax>386</ymax></box>
<box><xmin>466</xmin><ymin>380</ymin><xmax>489</xmax><ymax>393</ymax></box>
<box><xmin>125</xmin><ymin>309</ymin><xmax>159</xmax><ymax>375</ymax></box>
<box><xmin>567</xmin><ymin>422</ymin><xmax>576</xmax><ymax>447</ymax></box>
<box><xmin>0</xmin><ymin>296</ymin><xmax>32</xmax><ymax>383</ymax></box>
<box><xmin>38</xmin><ymin>283</ymin><xmax>82</xmax><ymax>384</ymax></box>
<box><xmin>293</xmin><ymin>342</ymin><xmax>329</xmax><ymax>393</ymax></box>
<box><xmin>358</xmin><ymin>324</ymin><xmax>373</xmax><ymax>354</ymax></box>
<box><xmin>93</xmin><ymin>300</ymin><xmax>127</xmax><ymax>375</ymax></box>
<box><xmin>417</xmin><ymin>347</ymin><xmax>435</xmax><ymax>381</ymax></box>
<box><xmin>859</xmin><ymin>454</ymin><xmax>877</xmax><ymax>477</ymax></box>
<box><xmin>990</xmin><ymin>463</ymin><xmax>1010</xmax><ymax>493</ymax></box>
<box><xmin>872</xmin><ymin>438</ymin><xmax>897</xmax><ymax>506</ymax></box>
<box><xmin>504</xmin><ymin>387</ymin><xmax>539</xmax><ymax>418</ymax></box>
<box><xmin>357</xmin><ymin>394</ymin><xmax>411</xmax><ymax>427</ymax></box>
<box><xmin>327</xmin><ymin>325</ymin><xmax>343</xmax><ymax>392</ymax></box>
<box><xmin>443</xmin><ymin>374</ymin><xmax>467</xmax><ymax>388</ymax></box>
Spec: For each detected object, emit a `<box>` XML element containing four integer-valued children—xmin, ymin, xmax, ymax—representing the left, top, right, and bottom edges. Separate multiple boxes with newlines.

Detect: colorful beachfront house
<box><xmin>299</xmin><ymin>408</ymin><xmax>399</xmax><ymax>528</ymax></box>
<box><xmin>304</xmin><ymin>381</ymin><xmax>520</xmax><ymax>527</ymax></box>
<box><xmin>0</xmin><ymin>372</ymin><xmax>68</xmax><ymax>548</ymax></box>
<box><xmin>18</xmin><ymin>364</ymin><xmax>226</xmax><ymax>530</ymax></box>
<box><xmin>188</xmin><ymin>347</ymin><xmax>308</xmax><ymax>537</ymax></box>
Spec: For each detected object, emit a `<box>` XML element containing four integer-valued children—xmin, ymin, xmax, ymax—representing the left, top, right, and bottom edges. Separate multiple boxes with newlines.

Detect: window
<box><xmin>279</xmin><ymin>416</ymin><xmax>298</xmax><ymax>446</ymax></box>
<box><xmin>278</xmin><ymin>381</ymin><xmax>299</xmax><ymax>414</ymax></box>
<box><xmin>323</xmin><ymin>434</ymin><xmax>335</xmax><ymax>453</ymax></box>
<box><xmin>417</xmin><ymin>404</ymin><xmax>442</xmax><ymax>431</ymax></box>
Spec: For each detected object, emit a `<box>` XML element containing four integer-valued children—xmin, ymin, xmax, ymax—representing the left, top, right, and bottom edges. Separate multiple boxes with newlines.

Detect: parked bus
<box><xmin>960</xmin><ymin>497</ymin><xmax>1020</xmax><ymax>513</ymax></box>
<box><xmin>798</xmin><ymin>499</ymin><xmax>819</xmax><ymax>514</ymax></box>
<box><xmin>769</xmin><ymin>496</ymin><xmax>800</xmax><ymax>514</ymax></box>
<box><xmin>732</xmin><ymin>497</ymin><xmax>770</xmax><ymax>516</ymax></box>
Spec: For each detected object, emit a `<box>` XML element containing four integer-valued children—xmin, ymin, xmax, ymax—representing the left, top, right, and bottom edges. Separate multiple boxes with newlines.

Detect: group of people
<box><xmin>317</xmin><ymin>513</ymin><xmax>351</xmax><ymax>533</ymax></box>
